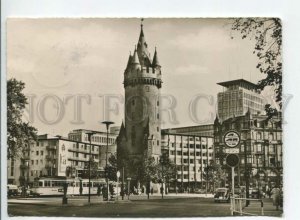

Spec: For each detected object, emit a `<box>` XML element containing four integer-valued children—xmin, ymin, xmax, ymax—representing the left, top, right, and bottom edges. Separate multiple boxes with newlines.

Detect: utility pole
<box><xmin>244</xmin><ymin>141</ymin><xmax>250</xmax><ymax>206</ymax></box>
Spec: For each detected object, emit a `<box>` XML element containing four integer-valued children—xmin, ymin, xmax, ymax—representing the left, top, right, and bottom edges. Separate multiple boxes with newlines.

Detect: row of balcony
<box><xmin>68</xmin><ymin>148</ymin><xmax>98</xmax><ymax>155</ymax></box>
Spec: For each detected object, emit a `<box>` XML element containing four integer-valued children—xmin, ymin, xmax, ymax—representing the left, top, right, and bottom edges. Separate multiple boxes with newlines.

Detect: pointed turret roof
<box><xmin>152</xmin><ymin>47</ymin><xmax>160</xmax><ymax>67</ymax></box>
<box><xmin>137</xmin><ymin>20</ymin><xmax>152</xmax><ymax>66</ymax></box>
<box><xmin>126</xmin><ymin>53</ymin><xmax>132</xmax><ymax>68</ymax></box>
<box><xmin>214</xmin><ymin>115</ymin><xmax>219</xmax><ymax>124</ymax></box>
<box><xmin>131</xmin><ymin>47</ymin><xmax>140</xmax><ymax>64</ymax></box>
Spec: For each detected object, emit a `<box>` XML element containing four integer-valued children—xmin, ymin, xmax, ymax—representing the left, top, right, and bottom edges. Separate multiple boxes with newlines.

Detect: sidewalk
<box><xmin>8</xmin><ymin>193</ymin><xmax>214</xmax><ymax>206</ymax></box>
<box><xmin>241</xmin><ymin>198</ymin><xmax>283</xmax><ymax>217</ymax></box>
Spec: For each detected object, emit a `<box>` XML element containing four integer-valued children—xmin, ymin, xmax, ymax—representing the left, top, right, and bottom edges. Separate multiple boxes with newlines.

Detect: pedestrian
<box><xmin>271</xmin><ymin>185</ymin><xmax>280</xmax><ymax>210</ymax></box>
<box><xmin>97</xmin><ymin>185</ymin><xmax>101</xmax><ymax>196</ymax></box>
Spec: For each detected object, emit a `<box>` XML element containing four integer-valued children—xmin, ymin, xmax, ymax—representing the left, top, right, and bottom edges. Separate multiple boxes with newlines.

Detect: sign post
<box><xmin>224</xmin><ymin>130</ymin><xmax>240</xmax><ymax>215</ymax></box>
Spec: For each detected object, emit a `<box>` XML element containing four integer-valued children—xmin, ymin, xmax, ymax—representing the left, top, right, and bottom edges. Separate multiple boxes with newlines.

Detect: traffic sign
<box><xmin>226</xmin><ymin>154</ymin><xmax>240</xmax><ymax>167</ymax></box>
<box><xmin>225</xmin><ymin>148</ymin><xmax>239</xmax><ymax>154</ymax></box>
<box><xmin>224</xmin><ymin>131</ymin><xmax>240</xmax><ymax>148</ymax></box>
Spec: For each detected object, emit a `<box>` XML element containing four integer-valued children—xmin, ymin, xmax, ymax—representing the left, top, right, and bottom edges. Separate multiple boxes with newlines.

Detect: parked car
<box><xmin>251</xmin><ymin>188</ymin><xmax>259</xmax><ymax>199</ymax></box>
<box><xmin>214</xmin><ymin>188</ymin><xmax>230</xmax><ymax>203</ymax></box>
<box><xmin>7</xmin><ymin>185</ymin><xmax>19</xmax><ymax>197</ymax></box>
<box><xmin>194</xmin><ymin>188</ymin><xmax>206</xmax><ymax>194</ymax></box>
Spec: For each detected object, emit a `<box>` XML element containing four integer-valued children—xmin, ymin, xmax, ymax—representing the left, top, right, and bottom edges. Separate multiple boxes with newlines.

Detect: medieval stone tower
<box><xmin>117</xmin><ymin>21</ymin><xmax>162</xmax><ymax>163</ymax></box>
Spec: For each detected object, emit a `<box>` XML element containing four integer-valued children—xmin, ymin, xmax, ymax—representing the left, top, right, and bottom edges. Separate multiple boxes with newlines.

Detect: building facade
<box><xmin>117</xmin><ymin>22</ymin><xmax>162</xmax><ymax>163</ymax></box>
<box><xmin>217</xmin><ymin>79</ymin><xmax>265</xmax><ymax>122</ymax></box>
<box><xmin>8</xmin><ymin>130</ymin><xmax>118</xmax><ymax>186</ymax></box>
<box><xmin>213</xmin><ymin>110</ymin><xmax>283</xmax><ymax>190</ymax></box>
<box><xmin>162</xmin><ymin>124</ymin><xmax>214</xmax><ymax>137</ymax></box>
<box><xmin>161</xmin><ymin>129</ymin><xmax>214</xmax><ymax>192</ymax></box>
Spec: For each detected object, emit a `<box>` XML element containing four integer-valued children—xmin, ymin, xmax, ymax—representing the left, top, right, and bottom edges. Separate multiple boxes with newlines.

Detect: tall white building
<box><xmin>217</xmin><ymin>79</ymin><xmax>265</xmax><ymax>122</ymax></box>
<box><xmin>8</xmin><ymin>129</ymin><xmax>118</xmax><ymax>186</ymax></box>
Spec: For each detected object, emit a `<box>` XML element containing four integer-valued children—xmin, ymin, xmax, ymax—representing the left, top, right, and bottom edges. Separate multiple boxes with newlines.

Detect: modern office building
<box><xmin>161</xmin><ymin>129</ymin><xmax>214</xmax><ymax>192</ymax></box>
<box><xmin>217</xmin><ymin>79</ymin><xmax>265</xmax><ymax>122</ymax></box>
<box><xmin>162</xmin><ymin>124</ymin><xmax>214</xmax><ymax>137</ymax></box>
<box><xmin>213</xmin><ymin>110</ymin><xmax>283</xmax><ymax>189</ymax></box>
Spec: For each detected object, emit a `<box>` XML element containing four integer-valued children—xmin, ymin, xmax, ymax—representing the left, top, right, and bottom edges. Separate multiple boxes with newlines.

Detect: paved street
<box><xmin>7</xmin><ymin>194</ymin><xmax>282</xmax><ymax>217</ymax></box>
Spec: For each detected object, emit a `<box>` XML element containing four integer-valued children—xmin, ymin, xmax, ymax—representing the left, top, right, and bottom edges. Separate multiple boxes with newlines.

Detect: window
<box><xmin>145</xmin><ymin>86</ymin><xmax>149</xmax><ymax>92</ymax></box>
<box><xmin>257</xmin><ymin>132</ymin><xmax>262</xmax><ymax>140</ymax></box>
<box><xmin>41</xmin><ymin>151</ymin><xmax>44</xmax><ymax>156</ymax></box>
<box><xmin>157</xmin><ymin>100</ymin><xmax>159</xmax><ymax>106</ymax></box>
<box><xmin>132</xmin><ymin>99</ymin><xmax>135</xmax><ymax>106</ymax></box>
<box><xmin>269</xmin><ymin>145</ymin><xmax>275</xmax><ymax>153</ymax></box>
<box><xmin>31</xmin><ymin>160</ymin><xmax>34</xmax><ymax>165</ymax></box>
<box><xmin>190</xmin><ymin>159</ymin><xmax>194</xmax><ymax>164</ymax></box>
<box><xmin>157</xmin><ymin>127</ymin><xmax>159</xmax><ymax>132</ymax></box>
<box><xmin>257</xmin><ymin>144</ymin><xmax>262</xmax><ymax>152</ymax></box>
<box><xmin>183</xmin><ymin>159</ymin><xmax>188</xmax><ymax>164</ymax></box>
<box><xmin>36</xmin><ymin>151</ymin><xmax>39</xmax><ymax>156</ymax></box>
<box><xmin>157</xmin><ymin>140</ymin><xmax>159</xmax><ymax>146</ymax></box>
<box><xmin>40</xmin><ymin>160</ymin><xmax>43</xmax><ymax>164</ymax></box>
<box><xmin>157</xmin><ymin>113</ymin><xmax>159</xmax><ymax>119</ymax></box>
<box><xmin>36</xmin><ymin>160</ymin><xmax>38</xmax><ymax>165</ymax></box>
<box><xmin>177</xmin><ymin>151</ymin><xmax>181</xmax><ymax>155</ymax></box>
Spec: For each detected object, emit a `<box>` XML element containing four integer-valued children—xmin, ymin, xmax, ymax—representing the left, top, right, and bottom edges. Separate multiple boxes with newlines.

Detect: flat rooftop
<box><xmin>217</xmin><ymin>79</ymin><xmax>258</xmax><ymax>89</ymax></box>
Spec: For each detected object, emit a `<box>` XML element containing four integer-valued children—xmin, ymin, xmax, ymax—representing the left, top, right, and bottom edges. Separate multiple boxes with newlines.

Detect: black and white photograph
<box><xmin>4</xmin><ymin>17</ymin><xmax>284</xmax><ymax>217</ymax></box>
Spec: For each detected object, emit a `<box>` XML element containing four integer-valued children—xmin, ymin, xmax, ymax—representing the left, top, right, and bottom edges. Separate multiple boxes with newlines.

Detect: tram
<box><xmin>31</xmin><ymin>177</ymin><xmax>106</xmax><ymax>196</ymax></box>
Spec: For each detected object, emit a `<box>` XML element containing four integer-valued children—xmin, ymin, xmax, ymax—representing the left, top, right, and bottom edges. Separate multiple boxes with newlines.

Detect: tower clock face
<box><xmin>224</xmin><ymin>131</ymin><xmax>240</xmax><ymax>148</ymax></box>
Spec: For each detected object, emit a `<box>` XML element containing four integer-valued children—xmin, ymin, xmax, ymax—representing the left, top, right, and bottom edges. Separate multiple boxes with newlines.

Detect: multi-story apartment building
<box><xmin>161</xmin><ymin>129</ymin><xmax>214</xmax><ymax>192</ymax></box>
<box><xmin>217</xmin><ymin>79</ymin><xmax>265</xmax><ymax>122</ymax></box>
<box><xmin>8</xmin><ymin>129</ymin><xmax>118</xmax><ymax>186</ymax></box>
<box><xmin>213</xmin><ymin>110</ymin><xmax>282</xmax><ymax>190</ymax></box>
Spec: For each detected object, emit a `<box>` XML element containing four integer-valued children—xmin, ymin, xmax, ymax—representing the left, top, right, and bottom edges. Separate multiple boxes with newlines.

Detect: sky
<box><xmin>7</xmin><ymin>18</ymin><xmax>268</xmax><ymax>136</ymax></box>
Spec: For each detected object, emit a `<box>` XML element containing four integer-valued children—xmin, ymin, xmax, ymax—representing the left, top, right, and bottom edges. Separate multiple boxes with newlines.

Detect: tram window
<box><xmin>39</xmin><ymin>181</ymin><xmax>43</xmax><ymax>187</ymax></box>
<box><xmin>76</xmin><ymin>182</ymin><xmax>80</xmax><ymax>187</ymax></box>
<box><xmin>83</xmin><ymin>183</ymin><xmax>87</xmax><ymax>187</ymax></box>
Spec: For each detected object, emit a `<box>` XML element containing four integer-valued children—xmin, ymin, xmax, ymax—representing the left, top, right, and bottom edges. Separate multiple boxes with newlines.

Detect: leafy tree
<box><xmin>81</xmin><ymin>160</ymin><xmax>101</xmax><ymax>179</ymax></box>
<box><xmin>158</xmin><ymin>154</ymin><xmax>177</xmax><ymax>192</ymax></box>
<box><xmin>231</xmin><ymin>18</ymin><xmax>282</xmax><ymax>115</ymax></box>
<box><xmin>105</xmin><ymin>153</ymin><xmax>118</xmax><ymax>181</ymax></box>
<box><xmin>7</xmin><ymin>78</ymin><xmax>37</xmax><ymax>159</ymax></box>
<box><xmin>203</xmin><ymin>160</ymin><xmax>227</xmax><ymax>190</ymax></box>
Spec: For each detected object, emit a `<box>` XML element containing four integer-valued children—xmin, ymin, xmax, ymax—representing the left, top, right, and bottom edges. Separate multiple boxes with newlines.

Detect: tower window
<box><xmin>157</xmin><ymin>140</ymin><xmax>160</xmax><ymax>146</ymax></box>
<box><xmin>145</xmin><ymin>86</ymin><xmax>149</xmax><ymax>92</ymax></box>
<box><xmin>132</xmin><ymin>99</ymin><xmax>135</xmax><ymax>106</ymax></box>
<box><xmin>157</xmin><ymin>100</ymin><xmax>159</xmax><ymax>106</ymax></box>
<box><xmin>157</xmin><ymin>127</ymin><xmax>159</xmax><ymax>132</ymax></box>
<box><xmin>157</xmin><ymin>113</ymin><xmax>159</xmax><ymax>119</ymax></box>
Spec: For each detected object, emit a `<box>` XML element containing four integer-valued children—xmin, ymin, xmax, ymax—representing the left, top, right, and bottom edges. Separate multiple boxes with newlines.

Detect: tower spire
<box><xmin>137</xmin><ymin>19</ymin><xmax>151</xmax><ymax>66</ymax></box>
<box><xmin>152</xmin><ymin>46</ymin><xmax>160</xmax><ymax>67</ymax></box>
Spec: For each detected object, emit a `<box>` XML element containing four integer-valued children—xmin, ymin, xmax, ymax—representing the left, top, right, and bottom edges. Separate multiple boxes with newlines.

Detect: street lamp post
<box><xmin>116</xmin><ymin>171</ymin><xmax>120</xmax><ymax>201</ymax></box>
<box><xmin>159</xmin><ymin>156</ymin><xmax>164</xmax><ymax>199</ymax></box>
<box><xmin>86</xmin><ymin>131</ymin><xmax>96</xmax><ymax>204</ymax></box>
<box><xmin>102</xmin><ymin>121</ymin><xmax>114</xmax><ymax>201</ymax></box>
